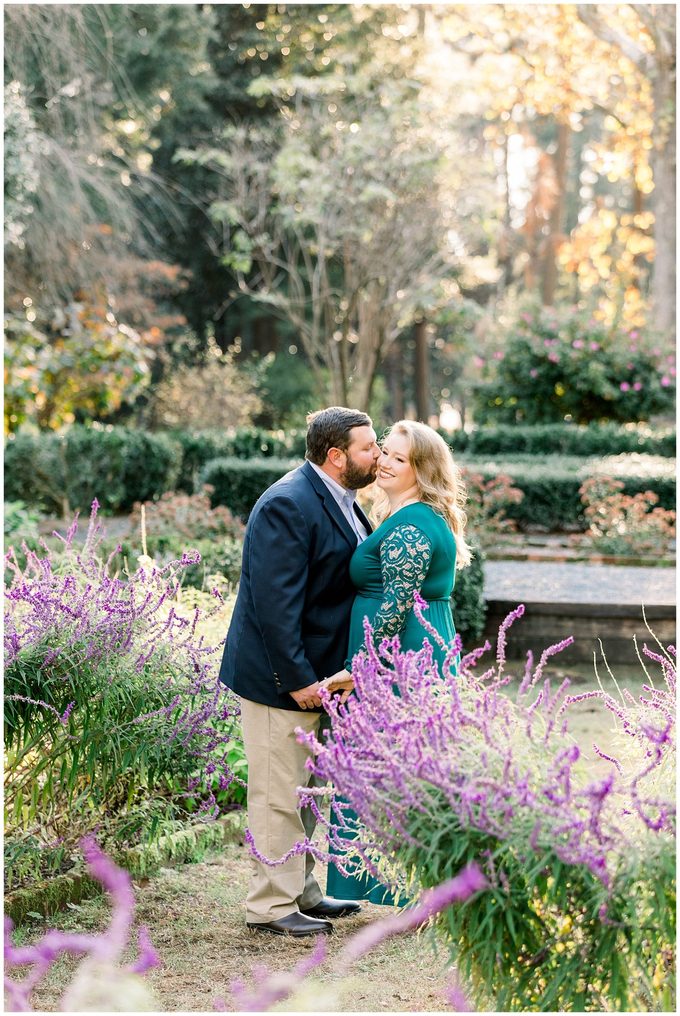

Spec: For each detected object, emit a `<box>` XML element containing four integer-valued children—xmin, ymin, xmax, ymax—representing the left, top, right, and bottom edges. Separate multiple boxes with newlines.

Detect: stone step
<box><xmin>481</xmin><ymin>561</ymin><xmax>676</xmax><ymax>665</ymax></box>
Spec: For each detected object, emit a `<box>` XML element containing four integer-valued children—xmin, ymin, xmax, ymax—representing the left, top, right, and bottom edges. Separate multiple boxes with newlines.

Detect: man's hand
<box><xmin>289</xmin><ymin>682</ymin><xmax>323</xmax><ymax>710</ymax></box>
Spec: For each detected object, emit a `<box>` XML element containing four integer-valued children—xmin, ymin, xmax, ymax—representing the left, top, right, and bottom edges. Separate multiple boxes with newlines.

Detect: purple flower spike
<box><xmin>340</xmin><ymin>863</ymin><xmax>486</xmax><ymax>964</ymax></box>
<box><xmin>4</xmin><ymin>839</ymin><xmax>159</xmax><ymax>1010</ymax></box>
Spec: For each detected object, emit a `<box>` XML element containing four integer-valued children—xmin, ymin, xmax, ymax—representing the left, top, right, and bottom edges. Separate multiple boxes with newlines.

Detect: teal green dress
<box><xmin>326</xmin><ymin>503</ymin><xmax>458</xmax><ymax>905</ymax></box>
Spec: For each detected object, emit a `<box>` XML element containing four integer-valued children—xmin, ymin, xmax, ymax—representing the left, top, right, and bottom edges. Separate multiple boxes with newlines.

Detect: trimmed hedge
<box><xmin>444</xmin><ymin>423</ymin><xmax>675</xmax><ymax>458</ymax></box>
<box><xmin>462</xmin><ymin>454</ymin><xmax>676</xmax><ymax>531</ymax></box>
<box><xmin>204</xmin><ymin>454</ymin><xmax>675</xmax><ymax>534</ymax></box>
<box><xmin>201</xmin><ymin>457</ymin><xmax>301</xmax><ymax>519</ymax></box>
<box><xmin>173</xmin><ymin>428</ymin><xmax>307</xmax><ymax>492</ymax></box>
<box><xmin>4</xmin><ymin>426</ymin><xmax>181</xmax><ymax>515</ymax></box>
<box><xmin>452</xmin><ymin>544</ymin><xmax>486</xmax><ymax>646</ymax></box>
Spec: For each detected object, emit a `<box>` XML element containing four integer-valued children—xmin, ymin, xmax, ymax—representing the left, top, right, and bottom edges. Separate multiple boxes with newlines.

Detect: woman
<box><xmin>320</xmin><ymin>420</ymin><xmax>472</xmax><ymax>904</ymax></box>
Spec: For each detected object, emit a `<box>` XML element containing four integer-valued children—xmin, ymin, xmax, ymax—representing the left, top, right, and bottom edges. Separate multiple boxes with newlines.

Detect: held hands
<box><xmin>289</xmin><ymin>682</ymin><xmax>323</xmax><ymax>710</ymax></box>
<box><xmin>319</xmin><ymin>668</ymin><xmax>355</xmax><ymax>705</ymax></box>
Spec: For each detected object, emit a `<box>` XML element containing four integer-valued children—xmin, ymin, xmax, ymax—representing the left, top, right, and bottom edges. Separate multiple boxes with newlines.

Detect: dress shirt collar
<box><xmin>309</xmin><ymin>462</ymin><xmax>356</xmax><ymax>502</ymax></box>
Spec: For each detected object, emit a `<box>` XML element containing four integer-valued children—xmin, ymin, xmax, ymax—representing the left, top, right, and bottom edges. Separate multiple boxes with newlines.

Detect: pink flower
<box><xmin>493</xmin><ymin>351</ymin><xmax>504</xmax><ymax>360</ymax></box>
<box><xmin>521</xmin><ymin>313</ymin><xmax>532</xmax><ymax>323</ymax></box>
<box><xmin>473</xmin><ymin>356</ymin><xmax>485</xmax><ymax>369</ymax></box>
<box><xmin>670</xmin><ymin>367</ymin><xmax>676</xmax><ymax>377</ymax></box>
<box><xmin>572</xmin><ymin>339</ymin><xmax>584</xmax><ymax>349</ymax></box>
<box><xmin>633</xmin><ymin>382</ymin><xmax>643</xmax><ymax>391</ymax></box>
<box><xmin>660</xmin><ymin>376</ymin><xmax>671</xmax><ymax>387</ymax></box>
<box><xmin>620</xmin><ymin>382</ymin><xmax>630</xmax><ymax>392</ymax></box>
<box><xmin>548</xmin><ymin>353</ymin><xmax>559</xmax><ymax>363</ymax></box>
<box><xmin>530</xmin><ymin>369</ymin><xmax>538</xmax><ymax>378</ymax></box>
<box><xmin>543</xmin><ymin>339</ymin><xmax>552</xmax><ymax>348</ymax></box>
<box><xmin>590</xmin><ymin>342</ymin><xmax>600</xmax><ymax>351</ymax></box>
<box><xmin>626</xmin><ymin>362</ymin><xmax>634</xmax><ymax>370</ymax></box>
<box><xmin>629</xmin><ymin>330</ymin><xmax>639</xmax><ymax>339</ymax></box>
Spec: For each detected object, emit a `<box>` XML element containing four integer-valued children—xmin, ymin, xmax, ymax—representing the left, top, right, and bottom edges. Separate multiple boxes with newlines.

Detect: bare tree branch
<box><xmin>576</xmin><ymin>4</ymin><xmax>654</xmax><ymax>76</ymax></box>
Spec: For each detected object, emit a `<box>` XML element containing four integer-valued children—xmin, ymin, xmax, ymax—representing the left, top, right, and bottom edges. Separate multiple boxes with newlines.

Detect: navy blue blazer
<box><xmin>219</xmin><ymin>460</ymin><xmax>372</xmax><ymax>711</ymax></box>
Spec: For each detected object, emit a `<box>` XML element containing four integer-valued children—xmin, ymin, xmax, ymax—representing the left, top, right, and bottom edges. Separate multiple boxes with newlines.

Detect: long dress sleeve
<box><xmin>354</xmin><ymin>522</ymin><xmax>433</xmax><ymax>655</ymax></box>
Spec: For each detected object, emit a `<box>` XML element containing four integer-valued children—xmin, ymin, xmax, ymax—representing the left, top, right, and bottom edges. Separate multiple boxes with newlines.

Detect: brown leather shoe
<box><xmin>301</xmin><ymin>897</ymin><xmax>362</xmax><ymax>919</ymax></box>
<box><xmin>246</xmin><ymin>912</ymin><xmax>333</xmax><ymax>937</ymax></box>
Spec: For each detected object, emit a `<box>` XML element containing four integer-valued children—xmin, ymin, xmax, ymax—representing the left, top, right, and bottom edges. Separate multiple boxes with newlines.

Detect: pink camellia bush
<box><xmin>253</xmin><ymin>600</ymin><xmax>675</xmax><ymax>1011</ymax></box>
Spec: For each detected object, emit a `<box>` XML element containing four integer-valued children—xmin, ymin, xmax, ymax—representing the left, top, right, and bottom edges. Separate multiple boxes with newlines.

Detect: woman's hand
<box><xmin>319</xmin><ymin>668</ymin><xmax>355</xmax><ymax>704</ymax></box>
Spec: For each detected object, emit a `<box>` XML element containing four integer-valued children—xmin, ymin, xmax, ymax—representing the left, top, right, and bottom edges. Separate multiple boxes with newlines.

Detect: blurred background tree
<box><xmin>4</xmin><ymin>3</ymin><xmax>675</xmax><ymax>432</ymax></box>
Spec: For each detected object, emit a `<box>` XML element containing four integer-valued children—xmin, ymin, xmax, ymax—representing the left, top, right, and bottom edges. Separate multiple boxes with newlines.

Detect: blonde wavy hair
<box><xmin>374</xmin><ymin>420</ymin><xmax>472</xmax><ymax>569</ymax></box>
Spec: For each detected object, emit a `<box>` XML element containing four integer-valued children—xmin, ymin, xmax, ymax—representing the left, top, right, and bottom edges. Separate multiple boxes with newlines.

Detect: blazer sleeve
<box><xmin>247</xmin><ymin>495</ymin><xmax>318</xmax><ymax>694</ymax></box>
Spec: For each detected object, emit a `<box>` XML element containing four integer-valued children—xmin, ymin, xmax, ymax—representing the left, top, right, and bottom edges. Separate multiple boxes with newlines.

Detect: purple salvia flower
<box><xmin>447</xmin><ymin>971</ymin><xmax>475</xmax><ymax>1012</ymax></box>
<box><xmin>339</xmin><ymin>863</ymin><xmax>486</xmax><ymax>964</ymax></box>
<box><xmin>229</xmin><ymin>938</ymin><xmax>327</xmax><ymax>1012</ymax></box>
<box><xmin>495</xmin><ymin>603</ymin><xmax>525</xmax><ymax>669</ymax></box>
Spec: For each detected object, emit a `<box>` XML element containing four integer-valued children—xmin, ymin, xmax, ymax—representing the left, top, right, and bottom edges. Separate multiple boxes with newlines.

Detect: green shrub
<box><xmin>451</xmin><ymin>545</ymin><xmax>486</xmax><ymax>646</ymax></box>
<box><xmin>446</xmin><ymin>422</ymin><xmax>675</xmax><ymax>458</ymax></box>
<box><xmin>473</xmin><ymin>305</ymin><xmax>675</xmax><ymax>424</ymax></box>
<box><xmin>4</xmin><ymin>501</ymin><xmax>43</xmax><ymax>544</ymax></box>
<box><xmin>4</xmin><ymin>431</ymin><xmax>67</xmax><ymax>515</ymax></box>
<box><xmin>176</xmin><ymin>537</ymin><xmax>243</xmax><ymax>591</ymax></box>
<box><xmin>4</xmin><ymin>426</ymin><xmax>182</xmax><ymax>514</ymax></box>
<box><xmin>172</xmin><ymin>429</ymin><xmax>307</xmax><ymax>493</ymax></box>
<box><xmin>200</xmin><ymin>457</ymin><xmax>300</xmax><ymax>519</ymax></box>
<box><xmin>62</xmin><ymin>427</ymin><xmax>129</xmax><ymax>512</ymax></box>
<box><xmin>462</xmin><ymin>454</ymin><xmax>675</xmax><ymax>531</ymax></box>
<box><xmin>119</xmin><ymin>430</ymin><xmax>181</xmax><ymax>509</ymax></box>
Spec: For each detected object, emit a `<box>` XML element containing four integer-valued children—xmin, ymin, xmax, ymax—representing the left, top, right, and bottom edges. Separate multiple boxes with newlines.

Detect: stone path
<box><xmin>484</xmin><ymin>560</ymin><xmax>676</xmax><ymax>606</ymax></box>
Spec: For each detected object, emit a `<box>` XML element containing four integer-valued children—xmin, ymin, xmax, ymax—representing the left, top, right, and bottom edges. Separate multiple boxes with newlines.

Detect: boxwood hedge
<box><xmin>461</xmin><ymin>453</ymin><xmax>675</xmax><ymax>531</ymax></box>
<box><xmin>203</xmin><ymin>453</ymin><xmax>675</xmax><ymax>534</ymax></box>
<box><xmin>4</xmin><ymin>426</ymin><xmax>181</xmax><ymax>515</ymax></box>
<box><xmin>445</xmin><ymin>422</ymin><xmax>675</xmax><ymax>457</ymax></box>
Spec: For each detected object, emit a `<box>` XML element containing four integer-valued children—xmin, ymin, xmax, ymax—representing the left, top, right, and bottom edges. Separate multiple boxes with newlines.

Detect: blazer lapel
<box><xmin>301</xmin><ymin>461</ymin><xmax>357</xmax><ymax>547</ymax></box>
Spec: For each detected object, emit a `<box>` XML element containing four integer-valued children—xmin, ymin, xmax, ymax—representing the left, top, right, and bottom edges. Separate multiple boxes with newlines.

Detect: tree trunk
<box><xmin>386</xmin><ymin>335</ymin><xmax>405</xmax><ymax>420</ymax></box>
<box><xmin>650</xmin><ymin>45</ymin><xmax>676</xmax><ymax>339</ymax></box>
<box><xmin>541</xmin><ymin>121</ymin><xmax>570</xmax><ymax>306</ymax></box>
<box><xmin>414</xmin><ymin>317</ymin><xmax>430</xmax><ymax>422</ymax></box>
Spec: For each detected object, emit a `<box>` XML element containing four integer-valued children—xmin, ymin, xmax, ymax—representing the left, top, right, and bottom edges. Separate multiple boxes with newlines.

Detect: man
<box><xmin>220</xmin><ymin>406</ymin><xmax>380</xmax><ymax>936</ymax></box>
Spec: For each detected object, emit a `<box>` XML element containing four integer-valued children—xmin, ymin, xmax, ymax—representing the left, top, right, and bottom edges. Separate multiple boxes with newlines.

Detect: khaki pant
<box><xmin>239</xmin><ymin>697</ymin><xmax>325</xmax><ymax>923</ymax></box>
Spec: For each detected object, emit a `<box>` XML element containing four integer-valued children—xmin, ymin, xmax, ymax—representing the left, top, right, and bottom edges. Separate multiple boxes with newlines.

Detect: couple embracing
<box><xmin>219</xmin><ymin>406</ymin><xmax>471</xmax><ymax>937</ymax></box>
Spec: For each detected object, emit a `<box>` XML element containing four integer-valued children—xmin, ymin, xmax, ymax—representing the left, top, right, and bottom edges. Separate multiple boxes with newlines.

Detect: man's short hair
<box><xmin>305</xmin><ymin>406</ymin><xmax>373</xmax><ymax>465</ymax></box>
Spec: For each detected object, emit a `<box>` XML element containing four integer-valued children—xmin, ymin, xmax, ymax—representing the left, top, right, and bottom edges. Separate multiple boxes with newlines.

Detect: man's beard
<box><xmin>340</xmin><ymin>456</ymin><xmax>377</xmax><ymax>490</ymax></box>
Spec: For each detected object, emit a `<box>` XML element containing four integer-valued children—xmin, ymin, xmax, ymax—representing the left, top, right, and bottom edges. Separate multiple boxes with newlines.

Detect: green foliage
<box><xmin>474</xmin><ymin>306</ymin><xmax>675</xmax><ymax>424</ymax></box>
<box><xmin>4</xmin><ymin>514</ymin><xmax>239</xmax><ymax>892</ymax></box>
<box><xmin>201</xmin><ymin>457</ymin><xmax>300</xmax><ymax>520</ymax></box>
<box><xmin>404</xmin><ymin>816</ymin><xmax>675</xmax><ymax>1011</ymax></box>
<box><xmin>446</xmin><ymin>422</ymin><xmax>676</xmax><ymax>457</ymax></box>
<box><xmin>4</xmin><ymin>501</ymin><xmax>43</xmax><ymax>545</ymax></box>
<box><xmin>112</xmin><ymin>489</ymin><xmax>247</xmax><ymax>591</ymax></box>
<box><xmin>4</xmin><ymin>426</ymin><xmax>181</xmax><ymax>515</ymax></box>
<box><xmin>4</xmin><ymin>81</ymin><xmax>40</xmax><ymax>248</ymax></box>
<box><xmin>172</xmin><ymin>429</ymin><xmax>307</xmax><ymax>493</ymax></box>
<box><xmin>253</xmin><ymin>351</ymin><xmax>322</xmax><ymax>429</ymax></box>
<box><xmin>451</xmin><ymin>546</ymin><xmax>486</xmax><ymax>646</ymax></box>
<box><xmin>4</xmin><ymin>305</ymin><xmax>150</xmax><ymax>434</ymax></box>
<box><xmin>463</xmin><ymin>454</ymin><xmax>675</xmax><ymax>531</ymax></box>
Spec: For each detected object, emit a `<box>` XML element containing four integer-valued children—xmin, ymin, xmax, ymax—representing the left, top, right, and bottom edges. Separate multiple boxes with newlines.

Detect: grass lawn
<box><xmin>13</xmin><ymin>839</ymin><xmax>456</xmax><ymax>1013</ymax></box>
